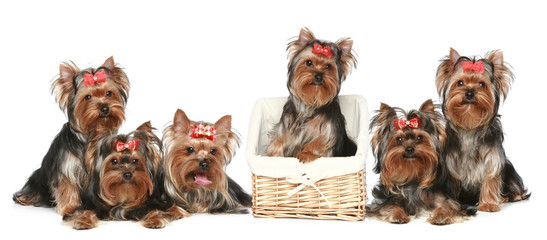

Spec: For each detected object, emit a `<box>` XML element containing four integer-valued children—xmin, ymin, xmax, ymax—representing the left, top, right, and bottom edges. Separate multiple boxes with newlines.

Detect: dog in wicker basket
<box><xmin>266</xmin><ymin>28</ymin><xmax>357</xmax><ymax>163</ymax></box>
<box><xmin>161</xmin><ymin>109</ymin><xmax>252</xmax><ymax>213</ymax></box>
<box><xmin>367</xmin><ymin>100</ymin><xmax>475</xmax><ymax>225</ymax></box>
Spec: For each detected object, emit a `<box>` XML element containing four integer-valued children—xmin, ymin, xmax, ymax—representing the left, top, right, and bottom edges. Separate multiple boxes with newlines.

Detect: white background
<box><xmin>1</xmin><ymin>0</ymin><xmax>544</xmax><ymax>239</ymax></box>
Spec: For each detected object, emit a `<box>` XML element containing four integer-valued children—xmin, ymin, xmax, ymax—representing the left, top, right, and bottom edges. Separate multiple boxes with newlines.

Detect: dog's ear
<box><xmin>135</xmin><ymin>121</ymin><xmax>162</xmax><ymax>171</ymax></box>
<box><xmin>419</xmin><ymin>99</ymin><xmax>435</xmax><ymax>114</ymax></box>
<box><xmin>214</xmin><ymin>115</ymin><xmax>240</xmax><ymax>166</ymax></box>
<box><xmin>336</xmin><ymin>38</ymin><xmax>357</xmax><ymax>81</ymax></box>
<box><xmin>214</xmin><ymin>115</ymin><xmax>232</xmax><ymax>132</ymax></box>
<box><xmin>100</xmin><ymin>56</ymin><xmax>130</xmax><ymax>102</ymax></box>
<box><xmin>135</xmin><ymin>121</ymin><xmax>159</xmax><ymax>144</ymax></box>
<box><xmin>298</xmin><ymin>27</ymin><xmax>315</xmax><ymax>44</ymax></box>
<box><xmin>488</xmin><ymin>50</ymin><xmax>503</xmax><ymax>66</ymax></box>
<box><xmin>287</xmin><ymin>27</ymin><xmax>316</xmax><ymax>66</ymax></box>
<box><xmin>52</xmin><ymin>62</ymin><xmax>79</xmax><ymax>111</ymax></box>
<box><xmin>449</xmin><ymin>48</ymin><xmax>460</xmax><ymax>66</ymax></box>
<box><xmin>417</xmin><ymin>99</ymin><xmax>446</xmax><ymax>149</ymax></box>
<box><xmin>486</xmin><ymin>50</ymin><xmax>513</xmax><ymax>100</ymax></box>
<box><xmin>370</xmin><ymin>103</ymin><xmax>397</xmax><ymax>174</ymax></box>
<box><xmin>101</xmin><ymin>56</ymin><xmax>116</xmax><ymax>73</ymax></box>
<box><xmin>372</xmin><ymin>103</ymin><xmax>397</xmax><ymax>130</ymax></box>
<box><xmin>337</xmin><ymin>38</ymin><xmax>353</xmax><ymax>55</ymax></box>
<box><xmin>173</xmin><ymin>109</ymin><xmax>192</xmax><ymax>138</ymax></box>
<box><xmin>137</xmin><ymin>121</ymin><xmax>154</xmax><ymax>135</ymax></box>
<box><xmin>379</xmin><ymin>103</ymin><xmax>392</xmax><ymax>114</ymax></box>
<box><xmin>436</xmin><ymin>48</ymin><xmax>461</xmax><ymax>96</ymax></box>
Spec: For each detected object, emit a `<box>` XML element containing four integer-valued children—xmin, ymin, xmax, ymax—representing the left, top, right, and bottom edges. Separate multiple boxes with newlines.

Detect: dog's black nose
<box><xmin>313</xmin><ymin>74</ymin><xmax>323</xmax><ymax>84</ymax></box>
<box><xmin>465</xmin><ymin>91</ymin><xmax>475</xmax><ymax>100</ymax></box>
<box><xmin>101</xmin><ymin>106</ymin><xmax>110</xmax><ymax>115</ymax></box>
<box><xmin>199</xmin><ymin>161</ymin><xmax>209</xmax><ymax>171</ymax></box>
<box><xmin>123</xmin><ymin>172</ymin><xmax>132</xmax><ymax>181</ymax></box>
<box><xmin>405</xmin><ymin>147</ymin><xmax>415</xmax><ymax>155</ymax></box>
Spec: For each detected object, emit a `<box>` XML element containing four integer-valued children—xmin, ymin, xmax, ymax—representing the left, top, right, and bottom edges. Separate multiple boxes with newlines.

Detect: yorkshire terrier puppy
<box><xmin>435</xmin><ymin>48</ymin><xmax>529</xmax><ymax>212</ymax></box>
<box><xmin>266</xmin><ymin>28</ymin><xmax>357</xmax><ymax>163</ymax></box>
<box><xmin>65</xmin><ymin>122</ymin><xmax>188</xmax><ymax>230</ymax></box>
<box><xmin>367</xmin><ymin>100</ymin><xmax>474</xmax><ymax>225</ymax></box>
<box><xmin>161</xmin><ymin>109</ymin><xmax>252</xmax><ymax>213</ymax></box>
<box><xmin>13</xmin><ymin>57</ymin><xmax>129</xmax><ymax>216</ymax></box>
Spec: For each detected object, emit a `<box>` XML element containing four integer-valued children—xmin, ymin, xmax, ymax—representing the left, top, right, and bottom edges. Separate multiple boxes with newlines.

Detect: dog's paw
<box><xmin>296</xmin><ymin>151</ymin><xmax>320</xmax><ymax>163</ymax></box>
<box><xmin>142</xmin><ymin>217</ymin><xmax>167</xmax><ymax>229</ymax></box>
<box><xmin>428</xmin><ymin>208</ymin><xmax>455</xmax><ymax>225</ymax></box>
<box><xmin>169</xmin><ymin>205</ymin><xmax>191</xmax><ymax>220</ymax></box>
<box><xmin>141</xmin><ymin>210</ymin><xmax>168</xmax><ymax>229</ymax></box>
<box><xmin>478</xmin><ymin>203</ymin><xmax>500</xmax><ymax>212</ymax></box>
<box><xmin>69</xmin><ymin>210</ymin><xmax>98</xmax><ymax>230</ymax></box>
<box><xmin>387</xmin><ymin>211</ymin><xmax>410</xmax><ymax>224</ymax></box>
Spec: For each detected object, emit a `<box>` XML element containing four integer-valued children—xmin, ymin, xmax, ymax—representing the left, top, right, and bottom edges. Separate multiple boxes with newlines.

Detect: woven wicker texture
<box><xmin>252</xmin><ymin>171</ymin><xmax>366</xmax><ymax>221</ymax></box>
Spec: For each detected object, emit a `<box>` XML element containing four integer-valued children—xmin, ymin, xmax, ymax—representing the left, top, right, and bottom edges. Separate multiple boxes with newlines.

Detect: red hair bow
<box><xmin>312</xmin><ymin>44</ymin><xmax>333</xmax><ymax>58</ymax></box>
<box><xmin>115</xmin><ymin>140</ymin><xmax>139</xmax><ymax>152</ymax></box>
<box><xmin>83</xmin><ymin>72</ymin><xmax>106</xmax><ymax>87</ymax></box>
<box><xmin>462</xmin><ymin>61</ymin><xmax>485</xmax><ymax>74</ymax></box>
<box><xmin>190</xmin><ymin>123</ymin><xmax>217</xmax><ymax>141</ymax></box>
<box><xmin>394</xmin><ymin>117</ymin><xmax>421</xmax><ymax>130</ymax></box>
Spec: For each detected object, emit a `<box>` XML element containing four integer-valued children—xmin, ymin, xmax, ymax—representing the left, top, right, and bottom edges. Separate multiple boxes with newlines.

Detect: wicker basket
<box><xmin>246</xmin><ymin>95</ymin><xmax>369</xmax><ymax>221</ymax></box>
<box><xmin>252</xmin><ymin>171</ymin><xmax>366</xmax><ymax>221</ymax></box>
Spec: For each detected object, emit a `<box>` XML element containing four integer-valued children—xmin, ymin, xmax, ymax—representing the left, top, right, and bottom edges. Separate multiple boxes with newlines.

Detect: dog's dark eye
<box><xmin>479</xmin><ymin>82</ymin><xmax>485</xmax><ymax>88</ymax></box>
<box><xmin>111</xmin><ymin>159</ymin><xmax>118</xmax><ymax>165</ymax></box>
<box><xmin>325</xmin><ymin>64</ymin><xmax>331</xmax><ymax>70</ymax></box>
<box><xmin>306</xmin><ymin>60</ymin><xmax>313</xmax><ymax>67</ymax></box>
<box><xmin>132</xmin><ymin>159</ymin><xmax>138</xmax><ymax>164</ymax></box>
<box><xmin>210</xmin><ymin>148</ymin><xmax>217</xmax><ymax>155</ymax></box>
<box><xmin>106</xmin><ymin>91</ymin><xmax>112</xmax><ymax>97</ymax></box>
<box><xmin>186</xmin><ymin>147</ymin><xmax>195</xmax><ymax>154</ymax></box>
<box><xmin>84</xmin><ymin>95</ymin><xmax>92</xmax><ymax>101</ymax></box>
<box><xmin>396</xmin><ymin>137</ymin><xmax>403</xmax><ymax>143</ymax></box>
<box><xmin>417</xmin><ymin>136</ymin><xmax>423</xmax><ymax>141</ymax></box>
<box><xmin>457</xmin><ymin>80</ymin><xmax>464</xmax><ymax>87</ymax></box>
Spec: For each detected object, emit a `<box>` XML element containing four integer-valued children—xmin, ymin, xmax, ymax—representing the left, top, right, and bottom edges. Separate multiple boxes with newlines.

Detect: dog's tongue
<box><xmin>194</xmin><ymin>173</ymin><xmax>212</xmax><ymax>186</ymax></box>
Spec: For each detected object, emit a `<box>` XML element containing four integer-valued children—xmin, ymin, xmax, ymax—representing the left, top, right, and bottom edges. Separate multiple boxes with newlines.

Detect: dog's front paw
<box><xmin>428</xmin><ymin>208</ymin><xmax>455</xmax><ymax>225</ymax></box>
<box><xmin>387</xmin><ymin>211</ymin><xmax>410</xmax><ymax>224</ymax></box>
<box><xmin>69</xmin><ymin>210</ymin><xmax>98</xmax><ymax>230</ymax></box>
<box><xmin>141</xmin><ymin>210</ymin><xmax>168</xmax><ymax>229</ymax></box>
<box><xmin>169</xmin><ymin>205</ymin><xmax>191</xmax><ymax>220</ymax></box>
<box><xmin>478</xmin><ymin>203</ymin><xmax>500</xmax><ymax>212</ymax></box>
<box><xmin>142</xmin><ymin>218</ymin><xmax>166</xmax><ymax>229</ymax></box>
<box><xmin>296</xmin><ymin>151</ymin><xmax>320</xmax><ymax>163</ymax></box>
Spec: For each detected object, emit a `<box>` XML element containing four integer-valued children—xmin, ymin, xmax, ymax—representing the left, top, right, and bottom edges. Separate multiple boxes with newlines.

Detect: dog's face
<box><xmin>286</xmin><ymin>28</ymin><xmax>356</xmax><ymax>108</ymax></box>
<box><xmin>436</xmin><ymin>48</ymin><xmax>512</xmax><ymax>130</ymax></box>
<box><xmin>99</xmin><ymin>143</ymin><xmax>152</xmax><ymax>207</ymax></box>
<box><xmin>370</xmin><ymin>100</ymin><xmax>445</xmax><ymax>190</ymax></box>
<box><xmin>52</xmin><ymin>57</ymin><xmax>130</xmax><ymax>134</ymax></box>
<box><xmin>163</xmin><ymin>109</ymin><xmax>239</xmax><ymax>193</ymax></box>
<box><xmin>169</xmin><ymin>135</ymin><xmax>226</xmax><ymax>192</ymax></box>
<box><xmin>94</xmin><ymin>122</ymin><xmax>160</xmax><ymax>208</ymax></box>
<box><xmin>442</xmin><ymin>65</ymin><xmax>496</xmax><ymax>130</ymax></box>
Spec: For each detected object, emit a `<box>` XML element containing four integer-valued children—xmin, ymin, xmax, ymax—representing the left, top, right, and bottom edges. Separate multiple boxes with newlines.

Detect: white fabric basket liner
<box><xmin>246</xmin><ymin>95</ymin><xmax>369</xmax><ymax>183</ymax></box>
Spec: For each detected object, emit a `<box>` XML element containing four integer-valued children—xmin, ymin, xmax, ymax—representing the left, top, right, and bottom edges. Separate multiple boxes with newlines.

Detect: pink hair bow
<box><xmin>115</xmin><ymin>140</ymin><xmax>139</xmax><ymax>152</ymax></box>
<box><xmin>394</xmin><ymin>117</ymin><xmax>421</xmax><ymax>130</ymax></box>
<box><xmin>83</xmin><ymin>72</ymin><xmax>106</xmax><ymax>87</ymax></box>
<box><xmin>190</xmin><ymin>123</ymin><xmax>217</xmax><ymax>141</ymax></box>
<box><xmin>462</xmin><ymin>61</ymin><xmax>485</xmax><ymax>74</ymax></box>
<box><xmin>312</xmin><ymin>44</ymin><xmax>333</xmax><ymax>58</ymax></box>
